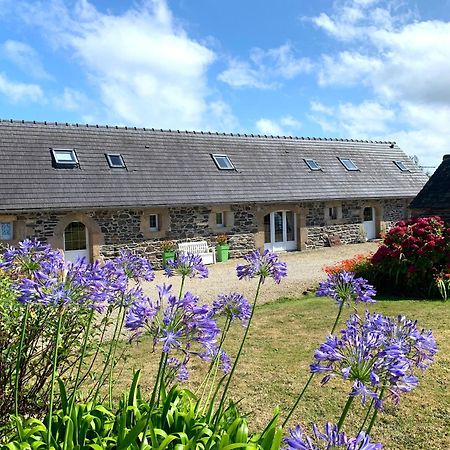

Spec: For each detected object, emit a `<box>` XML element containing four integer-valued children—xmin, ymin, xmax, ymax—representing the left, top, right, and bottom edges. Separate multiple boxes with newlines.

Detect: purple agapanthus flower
<box><xmin>125</xmin><ymin>284</ymin><xmax>220</xmax><ymax>378</ymax></box>
<box><xmin>125</xmin><ymin>288</ymin><xmax>157</xmax><ymax>331</ymax></box>
<box><xmin>0</xmin><ymin>238</ymin><xmax>63</xmax><ymax>275</ymax></box>
<box><xmin>236</xmin><ymin>249</ymin><xmax>287</xmax><ymax>284</ymax></box>
<box><xmin>164</xmin><ymin>253</ymin><xmax>209</xmax><ymax>279</ymax></box>
<box><xmin>316</xmin><ymin>271</ymin><xmax>376</xmax><ymax>305</ymax></box>
<box><xmin>212</xmin><ymin>292</ymin><xmax>251</xmax><ymax>325</ymax></box>
<box><xmin>284</xmin><ymin>423</ymin><xmax>382</xmax><ymax>450</ymax></box>
<box><xmin>2</xmin><ymin>241</ymin><xmax>119</xmax><ymax>312</ymax></box>
<box><xmin>113</xmin><ymin>249</ymin><xmax>155</xmax><ymax>282</ymax></box>
<box><xmin>310</xmin><ymin>312</ymin><xmax>437</xmax><ymax>408</ymax></box>
<box><xmin>166</xmin><ymin>357</ymin><xmax>189</xmax><ymax>382</ymax></box>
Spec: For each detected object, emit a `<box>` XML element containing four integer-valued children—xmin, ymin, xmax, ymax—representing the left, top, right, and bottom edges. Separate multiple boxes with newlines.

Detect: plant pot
<box><xmin>216</xmin><ymin>244</ymin><xmax>229</xmax><ymax>262</ymax></box>
<box><xmin>162</xmin><ymin>250</ymin><xmax>175</xmax><ymax>268</ymax></box>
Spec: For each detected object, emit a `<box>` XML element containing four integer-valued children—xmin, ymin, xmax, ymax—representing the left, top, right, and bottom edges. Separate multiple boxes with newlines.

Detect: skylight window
<box><xmin>394</xmin><ymin>161</ymin><xmax>409</xmax><ymax>172</ymax></box>
<box><xmin>211</xmin><ymin>154</ymin><xmax>235</xmax><ymax>170</ymax></box>
<box><xmin>51</xmin><ymin>148</ymin><xmax>78</xmax><ymax>166</ymax></box>
<box><xmin>304</xmin><ymin>159</ymin><xmax>321</xmax><ymax>171</ymax></box>
<box><xmin>339</xmin><ymin>158</ymin><xmax>359</xmax><ymax>171</ymax></box>
<box><xmin>106</xmin><ymin>153</ymin><xmax>126</xmax><ymax>168</ymax></box>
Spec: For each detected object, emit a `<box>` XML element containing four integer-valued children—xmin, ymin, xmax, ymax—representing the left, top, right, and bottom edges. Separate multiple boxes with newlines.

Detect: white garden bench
<box><xmin>177</xmin><ymin>240</ymin><xmax>216</xmax><ymax>265</ymax></box>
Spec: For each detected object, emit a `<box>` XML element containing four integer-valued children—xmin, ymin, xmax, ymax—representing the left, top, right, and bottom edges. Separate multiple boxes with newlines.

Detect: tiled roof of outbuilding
<box><xmin>410</xmin><ymin>155</ymin><xmax>450</xmax><ymax>209</ymax></box>
<box><xmin>0</xmin><ymin>119</ymin><xmax>429</xmax><ymax>212</ymax></box>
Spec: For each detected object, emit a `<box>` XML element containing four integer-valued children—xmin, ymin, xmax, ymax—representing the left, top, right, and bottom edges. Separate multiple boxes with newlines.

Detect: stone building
<box><xmin>0</xmin><ymin>120</ymin><xmax>428</xmax><ymax>267</ymax></box>
<box><xmin>410</xmin><ymin>155</ymin><xmax>450</xmax><ymax>222</ymax></box>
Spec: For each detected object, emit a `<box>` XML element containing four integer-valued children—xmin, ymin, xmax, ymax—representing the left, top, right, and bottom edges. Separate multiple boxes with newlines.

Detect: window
<box><xmin>328</xmin><ymin>207</ymin><xmax>338</xmax><ymax>220</ymax></box>
<box><xmin>51</xmin><ymin>148</ymin><xmax>78</xmax><ymax>166</ymax></box>
<box><xmin>0</xmin><ymin>222</ymin><xmax>13</xmax><ymax>240</ymax></box>
<box><xmin>211</xmin><ymin>154</ymin><xmax>235</xmax><ymax>170</ymax></box>
<box><xmin>149</xmin><ymin>214</ymin><xmax>159</xmax><ymax>231</ymax></box>
<box><xmin>106</xmin><ymin>153</ymin><xmax>126</xmax><ymax>168</ymax></box>
<box><xmin>216</xmin><ymin>212</ymin><xmax>225</xmax><ymax>228</ymax></box>
<box><xmin>339</xmin><ymin>158</ymin><xmax>359</xmax><ymax>171</ymax></box>
<box><xmin>304</xmin><ymin>159</ymin><xmax>321</xmax><ymax>171</ymax></box>
<box><xmin>363</xmin><ymin>207</ymin><xmax>373</xmax><ymax>222</ymax></box>
<box><xmin>64</xmin><ymin>222</ymin><xmax>86</xmax><ymax>251</ymax></box>
<box><xmin>394</xmin><ymin>161</ymin><xmax>408</xmax><ymax>172</ymax></box>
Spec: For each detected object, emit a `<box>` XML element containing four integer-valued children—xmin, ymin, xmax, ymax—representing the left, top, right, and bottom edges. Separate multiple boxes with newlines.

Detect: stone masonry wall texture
<box><xmin>11</xmin><ymin>198</ymin><xmax>409</xmax><ymax>266</ymax></box>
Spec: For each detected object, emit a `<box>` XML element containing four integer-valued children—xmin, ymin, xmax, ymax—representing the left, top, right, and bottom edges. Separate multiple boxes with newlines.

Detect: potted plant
<box><xmin>161</xmin><ymin>240</ymin><xmax>176</xmax><ymax>267</ymax></box>
<box><xmin>216</xmin><ymin>234</ymin><xmax>230</xmax><ymax>262</ymax></box>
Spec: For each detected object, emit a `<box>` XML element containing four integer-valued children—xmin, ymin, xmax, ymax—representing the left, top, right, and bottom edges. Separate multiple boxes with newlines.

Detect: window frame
<box><xmin>0</xmin><ymin>221</ymin><xmax>13</xmax><ymax>240</ymax></box>
<box><xmin>215</xmin><ymin>212</ymin><xmax>225</xmax><ymax>228</ymax></box>
<box><xmin>304</xmin><ymin>159</ymin><xmax>321</xmax><ymax>171</ymax></box>
<box><xmin>394</xmin><ymin>160</ymin><xmax>409</xmax><ymax>172</ymax></box>
<box><xmin>211</xmin><ymin>154</ymin><xmax>235</xmax><ymax>170</ymax></box>
<box><xmin>149</xmin><ymin>213</ymin><xmax>159</xmax><ymax>232</ymax></box>
<box><xmin>106</xmin><ymin>153</ymin><xmax>126</xmax><ymax>169</ymax></box>
<box><xmin>51</xmin><ymin>148</ymin><xmax>79</xmax><ymax>166</ymax></box>
<box><xmin>339</xmin><ymin>158</ymin><xmax>359</xmax><ymax>171</ymax></box>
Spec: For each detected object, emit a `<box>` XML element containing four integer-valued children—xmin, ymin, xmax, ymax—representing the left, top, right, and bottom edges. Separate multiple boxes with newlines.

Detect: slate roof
<box><xmin>410</xmin><ymin>155</ymin><xmax>450</xmax><ymax>209</ymax></box>
<box><xmin>0</xmin><ymin>120</ymin><xmax>429</xmax><ymax>212</ymax></box>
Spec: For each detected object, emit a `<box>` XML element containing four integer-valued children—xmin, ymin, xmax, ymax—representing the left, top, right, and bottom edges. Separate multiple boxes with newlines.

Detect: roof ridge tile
<box><xmin>0</xmin><ymin>118</ymin><xmax>396</xmax><ymax>145</ymax></box>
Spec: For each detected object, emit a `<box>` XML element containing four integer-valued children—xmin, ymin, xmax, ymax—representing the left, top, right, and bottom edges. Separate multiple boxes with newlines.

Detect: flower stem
<box><xmin>47</xmin><ymin>308</ymin><xmax>64</xmax><ymax>447</ymax></box>
<box><xmin>178</xmin><ymin>274</ymin><xmax>186</xmax><ymax>299</ymax></box>
<box><xmin>214</xmin><ymin>276</ymin><xmax>263</xmax><ymax>425</ymax></box>
<box><xmin>337</xmin><ymin>395</ymin><xmax>355</xmax><ymax>431</ymax></box>
<box><xmin>14</xmin><ymin>304</ymin><xmax>29</xmax><ymax>420</ymax></box>
<box><xmin>141</xmin><ymin>352</ymin><xmax>167</xmax><ymax>449</ymax></box>
<box><xmin>108</xmin><ymin>306</ymin><xmax>126</xmax><ymax>408</ymax></box>
<box><xmin>366</xmin><ymin>386</ymin><xmax>385</xmax><ymax>435</ymax></box>
<box><xmin>92</xmin><ymin>303</ymin><xmax>124</xmax><ymax>401</ymax></box>
<box><xmin>282</xmin><ymin>373</ymin><xmax>314</xmax><ymax>427</ymax></box>
<box><xmin>358</xmin><ymin>396</ymin><xmax>376</xmax><ymax>435</ymax></box>
<box><xmin>331</xmin><ymin>301</ymin><xmax>345</xmax><ymax>335</ymax></box>
<box><xmin>69</xmin><ymin>309</ymin><xmax>95</xmax><ymax>411</ymax></box>
<box><xmin>282</xmin><ymin>301</ymin><xmax>345</xmax><ymax>427</ymax></box>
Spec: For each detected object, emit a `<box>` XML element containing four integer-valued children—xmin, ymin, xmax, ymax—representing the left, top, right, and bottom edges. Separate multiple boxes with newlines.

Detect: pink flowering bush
<box><xmin>371</xmin><ymin>216</ymin><xmax>450</xmax><ymax>297</ymax></box>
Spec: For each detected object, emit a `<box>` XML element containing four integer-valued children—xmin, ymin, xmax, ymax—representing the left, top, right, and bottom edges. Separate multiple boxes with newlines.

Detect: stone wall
<box><xmin>306</xmin><ymin>224</ymin><xmax>364</xmax><ymax>248</ymax></box>
<box><xmin>302</xmin><ymin>198</ymin><xmax>411</xmax><ymax>249</ymax></box>
<box><xmin>6</xmin><ymin>197</ymin><xmax>411</xmax><ymax>266</ymax></box>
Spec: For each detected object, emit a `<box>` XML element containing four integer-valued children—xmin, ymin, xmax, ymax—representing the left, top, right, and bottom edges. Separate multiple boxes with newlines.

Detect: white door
<box><xmin>264</xmin><ymin>211</ymin><xmax>297</xmax><ymax>251</ymax></box>
<box><xmin>363</xmin><ymin>207</ymin><xmax>376</xmax><ymax>240</ymax></box>
<box><xmin>64</xmin><ymin>222</ymin><xmax>89</xmax><ymax>263</ymax></box>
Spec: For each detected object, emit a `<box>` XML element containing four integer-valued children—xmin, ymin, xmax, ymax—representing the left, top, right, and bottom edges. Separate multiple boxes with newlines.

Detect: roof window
<box><xmin>304</xmin><ymin>159</ymin><xmax>321</xmax><ymax>171</ymax></box>
<box><xmin>339</xmin><ymin>158</ymin><xmax>359</xmax><ymax>171</ymax></box>
<box><xmin>51</xmin><ymin>148</ymin><xmax>78</xmax><ymax>166</ymax></box>
<box><xmin>394</xmin><ymin>160</ymin><xmax>409</xmax><ymax>172</ymax></box>
<box><xmin>106</xmin><ymin>153</ymin><xmax>126</xmax><ymax>168</ymax></box>
<box><xmin>211</xmin><ymin>154</ymin><xmax>235</xmax><ymax>170</ymax></box>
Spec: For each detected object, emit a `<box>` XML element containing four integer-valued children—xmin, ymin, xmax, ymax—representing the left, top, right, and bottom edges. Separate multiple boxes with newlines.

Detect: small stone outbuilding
<box><xmin>0</xmin><ymin>120</ymin><xmax>428</xmax><ymax>267</ymax></box>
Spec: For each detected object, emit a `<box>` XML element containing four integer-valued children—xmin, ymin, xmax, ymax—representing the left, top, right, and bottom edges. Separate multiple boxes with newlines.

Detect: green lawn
<box><xmin>115</xmin><ymin>295</ymin><xmax>450</xmax><ymax>450</ymax></box>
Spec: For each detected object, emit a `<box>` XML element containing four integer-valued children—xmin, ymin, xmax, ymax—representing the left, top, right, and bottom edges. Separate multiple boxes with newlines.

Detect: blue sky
<box><xmin>0</xmin><ymin>0</ymin><xmax>449</xmax><ymax>169</ymax></box>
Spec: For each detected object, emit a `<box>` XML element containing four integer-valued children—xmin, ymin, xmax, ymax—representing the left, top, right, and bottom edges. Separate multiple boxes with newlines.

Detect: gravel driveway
<box><xmin>142</xmin><ymin>242</ymin><xmax>379</xmax><ymax>304</ymax></box>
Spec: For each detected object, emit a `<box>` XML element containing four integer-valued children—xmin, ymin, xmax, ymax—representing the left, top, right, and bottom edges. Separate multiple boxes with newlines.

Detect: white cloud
<box><xmin>2</xmin><ymin>40</ymin><xmax>51</xmax><ymax>79</ymax></box>
<box><xmin>0</xmin><ymin>72</ymin><xmax>44</xmax><ymax>102</ymax></box>
<box><xmin>53</xmin><ymin>87</ymin><xmax>90</xmax><ymax>111</ymax></box>
<box><xmin>218</xmin><ymin>43</ymin><xmax>311</xmax><ymax>89</ymax></box>
<box><xmin>255</xmin><ymin>115</ymin><xmax>302</xmax><ymax>136</ymax></box>
<box><xmin>14</xmin><ymin>0</ymin><xmax>236</xmax><ymax>130</ymax></box>
<box><xmin>217</xmin><ymin>60</ymin><xmax>275</xmax><ymax>89</ymax></box>
<box><xmin>318</xmin><ymin>52</ymin><xmax>382</xmax><ymax>87</ymax></box>
<box><xmin>309</xmin><ymin>100</ymin><xmax>394</xmax><ymax>137</ymax></box>
<box><xmin>310</xmin><ymin>0</ymin><xmax>450</xmax><ymax>168</ymax></box>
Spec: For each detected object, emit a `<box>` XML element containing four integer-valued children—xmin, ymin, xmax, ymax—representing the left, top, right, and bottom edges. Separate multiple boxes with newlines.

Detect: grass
<box><xmin>110</xmin><ymin>294</ymin><xmax>450</xmax><ymax>450</ymax></box>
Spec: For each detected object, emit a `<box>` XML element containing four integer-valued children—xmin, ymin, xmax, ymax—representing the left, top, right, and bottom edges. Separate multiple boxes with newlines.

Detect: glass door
<box><xmin>263</xmin><ymin>211</ymin><xmax>297</xmax><ymax>251</ymax></box>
